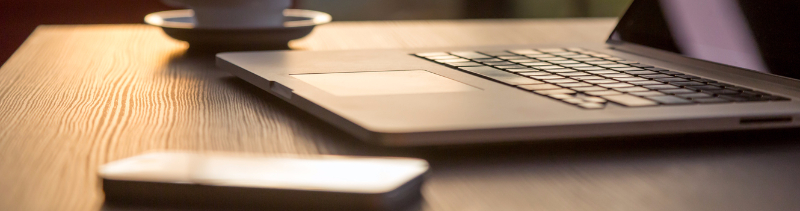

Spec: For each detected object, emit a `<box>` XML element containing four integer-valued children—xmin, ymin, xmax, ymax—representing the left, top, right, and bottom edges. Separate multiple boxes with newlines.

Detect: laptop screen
<box><xmin>608</xmin><ymin>0</ymin><xmax>800</xmax><ymax>80</ymax></box>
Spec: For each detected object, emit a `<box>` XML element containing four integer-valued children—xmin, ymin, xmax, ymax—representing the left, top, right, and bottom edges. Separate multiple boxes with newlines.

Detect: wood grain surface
<box><xmin>2</xmin><ymin>19</ymin><xmax>800</xmax><ymax>211</ymax></box>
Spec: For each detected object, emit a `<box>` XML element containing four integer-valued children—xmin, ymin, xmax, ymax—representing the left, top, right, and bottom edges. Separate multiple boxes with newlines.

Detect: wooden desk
<box><xmin>2</xmin><ymin>19</ymin><xmax>799</xmax><ymax>211</ymax></box>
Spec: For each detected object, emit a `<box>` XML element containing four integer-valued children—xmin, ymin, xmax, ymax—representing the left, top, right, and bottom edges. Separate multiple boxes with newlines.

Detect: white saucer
<box><xmin>145</xmin><ymin>9</ymin><xmax>331</xmax><ymax>51</ymax></box>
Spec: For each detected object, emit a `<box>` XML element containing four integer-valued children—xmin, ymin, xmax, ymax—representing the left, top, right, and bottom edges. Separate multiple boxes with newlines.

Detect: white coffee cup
<box><xmin>163</xmin><ymin>0</ymin><xmax>292</xmax><ymax>29</ymax></box>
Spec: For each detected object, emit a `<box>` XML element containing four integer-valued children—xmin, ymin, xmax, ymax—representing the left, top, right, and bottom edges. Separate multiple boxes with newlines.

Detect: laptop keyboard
<box><xmin>413</xmin><ymin>48</ymin><xmax>790</xmax><ymax>109</ymax></box>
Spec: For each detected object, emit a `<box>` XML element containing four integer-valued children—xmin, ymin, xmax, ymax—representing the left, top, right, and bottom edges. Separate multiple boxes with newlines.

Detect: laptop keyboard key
<box><xmin>506</xmin><ymin>68</ymin><xmax>539</xmax><ymax>73</ymax></box>
<box><xmin>578</xmin><ymin>103</ymin><xmax>605</xmax><ymax>109</ymax></box>
<box><xmin>587</xmin><ymin>90</ymin><xmax>624</xmax><ymax>96</ymax></box>
<box><xmin>641</xmin><ymin>74</ymin><xmax>673</xmax><ymax>79</ymax></box>
<box><xmin>625</xmin><ymin>70</ymin><xmax>658</xmax><ymax>75</ymax></box>
<box><xmin>563</xmin><ymin>55</ymin><xmax>592</xmax><ymax>59</ymax></box>
<box><xmin>536</xmin><ymin>89</ymin><xmax>576</xmax><ymax>95</ymax></box>
<box><xmin>535</xmin><ymin>66</ymin><xmax>566</xmax><ymax>70</ymax></box>
<box><xmin>575</xmin><ymin>67</ymin><xmax>606</xmax><ymax>71</ymax></box>
<box><xmin>655</xmin><ymin>78</ymin><xmax>689</xmax><ymax>82</ymax></box>
<box><xmin>527</xmin><ymin>54</ymin><xmax>556</xmax><ymax>58</ymax></box>
<box><xmin>670</xmin><ymin>81</ymin><xmax>705</xmax><ymax>86</ymax></box>
<box><xmin>551</xmin><ymin>52</ymin><xmax>579</xmax><ymax>56</ymax></box>
<box><xmin>687</xmin><ymin>85</ymin><xmax>723</xmax><ymax>90</ymax></box>
<box><xmin>585</xmin><ymin>79</ymin><xmax>619</xmax><ymax>84</ymax></box>
<box><xmin>583</xmin><ymin>97</ymin><xmax>608</xmax><ymax>103</ymax></box>
<box><xmin>586</xmin><ymin>70</ymin><xmax>618</xmax><ymax>74</ymax></box>
<box><xmin>558</xmin><ymin>82</ymin><xmax>592</xmax><ymax>88</ymax></box>
<box><xmin>571</xmin><ymin>76</ymin><xmax>604</xmax><ymax>80</ymax></box>
<box><xmin>603</xmin><ymin>74</ymin><xmax>634</xmax><ymax>78</ymax></box>
<box><xmin>474</xmin><ymin>58</ymin><xmax>504</xmax><ymax>62</ymax></box>
<box><xmin>518</xmin><ymin>84</ymin><xmax>560</xmax><ymax>91</ymax></box>
<box><xmin>451</xmin><ymin>51</ymin><xmax>491</xmax><ymax>59</ymax></box>
<box><xmin>571</xmin><ymin>86</ymin><xmax>607</xmax><ymax>92</ymax></box>
<box><xmin>460</xmin><ymin>66</ymin><xmax>543</xmax><ymax>85</ymax></box>
<box><xmin>629</xmin><ymin>81</ymin><xmax>664</xmax><ymax>86</ymax></box>
<box><xmin>544</xmin><ymin>69</ymin><xmax>577</xmax><ymax>73</ymax></box>
<box><xmin>519</xmin><ymin>72</ymin><xmax>550</xmax><ymax>76</ymax></box>
<box><xmin>508</xmin><ymin>59</ymin><xmax>539</xmax><ymax>63</ymax></box>
<box><xmin>614</xmin><ymin>77</ymin><xmax>648</xmax><ymax>82</ymax></box>
<box><xmin>499</xmin><ymin>56</ymin><xmax>528</xmax><ymax>60</ymax></box>
<box><xmin>545</xmin><ymin>79</ymin><xmax>578</xmax><ymax>84</ymax></box>
<box><xmin>614</xmin><ymin>87</ymin><xmax>650</xmax><ymax>93</ymax></box>
<box><xmin>659</xmin><ymin>89</ymin><xmax>697</xmax><ymax>94</ymax></box>
<box><xmin>599</xmin><ymin>83</ymin><xmax>634</xmax><ymax>88</ymax></box>
<box><xmin>643</xmin><ymin>84</ymin><xmax>680</xmax><ymax>90</ymax></box>
<box><xmin>447</xmin><ymin>62</ymin><xmax>484</xmax><ymax>67</ymax></box>
<box><xmin>562</xmin><ymin>55</ymin><xmax>590</xmax><ymax>59</ymax></box>
<box><xmin>538</xmin><ymin>57</ymin><xmax>568</xmax><ymax>61</ymax></box>
<box><xmin>612</xmin><ymin>67</ymin><xmax>645</xmax><ymax>71</ymax></box>
<box><xmin>549</xmin><ymin>60</ymin><xmax>581</xmax><ymax>64</ymax></box>
<box><xmin>558</xmin><ymin>72</ymin><xmax>591</xmax><ymax>76</ymax></box>
<box><xmin>599</xmin><ymin>64</ymin><xmax>630</xmax><ymax>68</ymax></box>
<box><xmin>678</xmin><ymin>93</ymin><xmax>713</xmax><ymax>99</ymax></box>
<box><xmin>646</xmin><ymin>96</ymin><xmax>694</xmax><ymax>104</ymax></box>
<box><xmin>484</xmin><ymin>62</ymin><xmax>515</xmax><ymax>66</ymax></box>
<box><xmin>549</xmin><ymin>94</ymin><xmax>575</xmax><ymax>99</ymax></box>
<box><xmin>521</xmin><ymin>62</ymin><xmax>552</xmax><ymax>66</ymax></box>
<box><xmin>530</xmin><ymin>75</ymin><xmax>565</xmax><ymax>80</ymax></box>
<box><xmin>561</xmin><ymin>64</ymin><xmax>593</xmax><ymax>67</ymax></box>
<box><xmin>586</xmin><ymin>60</ymin><xmax>614</xmax><ymax>64</ymax></box>
<box><xmin>496</xmin><ymin>65</ymin><xmax>527</xmax><ymax>69</ymax></box>
<box><xmin>630</xmin><ymin>91</ymin><xmax>665</xmax><ymax>97</ymax></box>
<box><xmin>603</xmin><ymin>94</ymin><xmax>659</xmax><ymax>107</ymax></box>
<box><xmin>694</xmin><ymin>98</ymin><xmax>731</xmax><ymax>104</ymax></box>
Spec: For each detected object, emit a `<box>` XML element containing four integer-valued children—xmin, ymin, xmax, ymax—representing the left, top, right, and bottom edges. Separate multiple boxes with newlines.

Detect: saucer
<box><xmin>145</xmin><ymin>9</ymin><xmax>331</xmax><ymax>51</ymax></box>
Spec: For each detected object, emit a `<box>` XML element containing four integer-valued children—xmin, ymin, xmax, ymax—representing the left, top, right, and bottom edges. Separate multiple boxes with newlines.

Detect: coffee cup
<box><xmin>163</xmin><ymin>0</ymin><xmax>292</xmax><ymax>29</ymax></box>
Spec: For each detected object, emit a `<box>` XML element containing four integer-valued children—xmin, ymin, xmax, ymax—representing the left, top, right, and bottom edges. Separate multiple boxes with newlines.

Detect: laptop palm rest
<box><xmin>291</xmin><ymin>70</ymin><xmax>480</xmax><ymax>96</ymax></box>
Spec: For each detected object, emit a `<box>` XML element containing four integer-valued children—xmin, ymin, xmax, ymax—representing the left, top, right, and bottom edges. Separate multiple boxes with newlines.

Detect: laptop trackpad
<box><xmin>291</xmin><ymin>70</ymin><xmax>479</xmax><ymax>96</ymax></box>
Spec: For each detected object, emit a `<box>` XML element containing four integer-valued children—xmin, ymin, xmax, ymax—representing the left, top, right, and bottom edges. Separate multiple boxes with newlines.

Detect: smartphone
<box><xmin>99</xmin><ymin>152</ymin><xmax>429</xmax><ymax>211</ymax></box>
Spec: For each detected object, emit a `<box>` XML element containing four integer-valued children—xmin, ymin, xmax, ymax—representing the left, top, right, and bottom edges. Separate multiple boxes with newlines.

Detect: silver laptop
<box><xmin>217</xmin><ymin>0</ymin><xmax>800</xmax><ymax>146</ymax></box>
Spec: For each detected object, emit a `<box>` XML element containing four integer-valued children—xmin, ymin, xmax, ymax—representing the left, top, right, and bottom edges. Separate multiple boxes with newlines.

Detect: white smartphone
<box><xmin>99</xmin><ymin>152</ymin><xmax>429</xmax><ymax>210</ymax></box>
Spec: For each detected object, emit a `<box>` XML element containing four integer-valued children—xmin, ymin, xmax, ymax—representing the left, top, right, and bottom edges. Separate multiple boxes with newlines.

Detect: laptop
<box><xmin>217</xmin><ymin>0</ymin><xmax>800</xmax><ymax>146</ymax></box>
